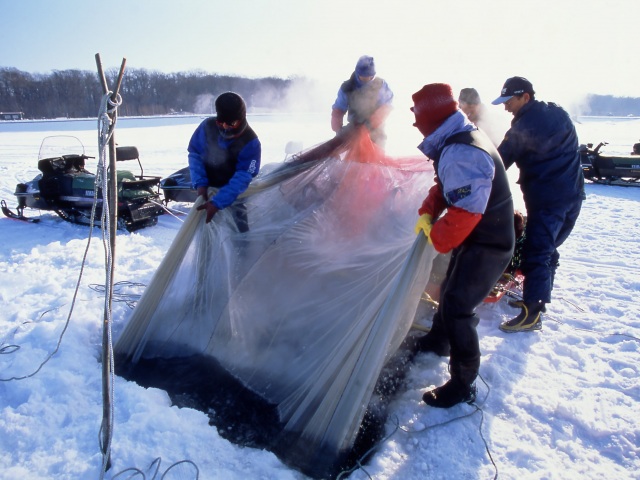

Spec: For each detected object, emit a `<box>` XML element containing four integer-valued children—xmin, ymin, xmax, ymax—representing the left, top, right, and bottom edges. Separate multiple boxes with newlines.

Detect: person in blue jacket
<box><xmin>412</xmin><ymin>83</ymin><xmax>515</xmax><ymax>408</ymax></box>
<box><xmin>331</xmin><ymin>55</ymin><xmax>393</xmax><ymax>147</ymax></box>
<box><xmin>492</xmin><ymin>76</ymin><xmax>584</xmax><ymax>332</ymax></box>
<box><xmin>188</xmin><ymin>92</ymin><xmax>261</xmax><ymax>231</ymax></box>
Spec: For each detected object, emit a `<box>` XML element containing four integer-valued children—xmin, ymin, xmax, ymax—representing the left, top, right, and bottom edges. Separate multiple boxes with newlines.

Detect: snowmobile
<box><xmin>159</xmin><ymin>166</ymin><xmax>198</xmax><ymax>203</ymax></box>
<box><xmin>579</xmin><ymin>140</ymin><xmax>640</xmax><ymax>186</ymax></box>
<box><xmin>1</xmin><ymin>136</ymin><xmax>164</xmax><ymax>231</ymax></box>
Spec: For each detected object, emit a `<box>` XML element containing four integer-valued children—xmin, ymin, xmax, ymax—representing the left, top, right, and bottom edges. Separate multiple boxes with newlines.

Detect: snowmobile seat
<box><xmin>116</xmin><ymin>146</ymin><xmax>140</xmax><ymax>162</ymax></box>
<box><xmin>116</xmin><ymin>146</ymin><xmax>161</xmax><ymax>191</ymax></box>
<box><xmin>38</xmin><ymin>157</ymin><xmax>62</xmax><ymax>175</ymax></box>
<box><xmin>121</xmin><ymin>177</ymin><xmax>162</xmax><ymax>192</ymax></box>
<box><xmin>38</xmin><ymin>155</ymin><xmax>88</xmax><ymax>176</ymax></box>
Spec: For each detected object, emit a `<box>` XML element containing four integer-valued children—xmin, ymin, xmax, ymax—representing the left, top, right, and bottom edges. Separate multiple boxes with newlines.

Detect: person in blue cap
<box><xmin>331</xmin><ymin>55</ymin><xmax>394</xmax><ymax>147</ymax></box>
<box><xmin>491</xmin><ymin>76</ymin><xmax>584</xmax><ymax>332</ymax></box>
<box><xmin>188</xmin><ymin>91</ymin><xmax>261</xmax><ymax>230</ymax></box>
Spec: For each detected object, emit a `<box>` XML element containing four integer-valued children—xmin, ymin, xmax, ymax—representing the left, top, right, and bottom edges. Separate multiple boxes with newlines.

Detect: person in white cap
<box><xmin>458</xmin><ymin>87</ymin><xmax>505</xmax><ymax>146</ymax></box>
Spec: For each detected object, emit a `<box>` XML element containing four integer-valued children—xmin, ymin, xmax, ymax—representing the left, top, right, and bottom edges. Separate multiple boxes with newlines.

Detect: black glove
<box><xmin>196</xmin><ymin>202</ymin><xmax>219</xmax><ymax>223</ymax></box>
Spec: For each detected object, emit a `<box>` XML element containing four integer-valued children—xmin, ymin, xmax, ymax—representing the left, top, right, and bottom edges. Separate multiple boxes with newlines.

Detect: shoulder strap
<box><xmin>443</xmin><ymin>130</ymin><xmax>501</xmax><ymax>164</ymax></box>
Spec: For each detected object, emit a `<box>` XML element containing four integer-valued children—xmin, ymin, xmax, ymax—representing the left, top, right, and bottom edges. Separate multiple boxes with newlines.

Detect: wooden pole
<box><xmin>95</xmin><ymin>53</ymin><xmax>126</xmax><ymax>473</ymax></box>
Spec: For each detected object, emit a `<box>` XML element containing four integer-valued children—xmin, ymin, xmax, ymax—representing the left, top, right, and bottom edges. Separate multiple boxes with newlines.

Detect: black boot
<box><xmin>422</xmin><ymin>359</ymin><xmax>478</xmax><ymax>408</ymax></box>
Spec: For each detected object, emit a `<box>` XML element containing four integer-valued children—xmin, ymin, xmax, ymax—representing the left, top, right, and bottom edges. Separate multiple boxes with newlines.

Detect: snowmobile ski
<box><xmin>1</xmin><ymin>200</ymin><xmax>40</xmax><ymax>223</ymax></box>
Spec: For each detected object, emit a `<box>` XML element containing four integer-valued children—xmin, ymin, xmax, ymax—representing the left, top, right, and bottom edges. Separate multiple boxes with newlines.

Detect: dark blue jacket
<box><xmin>497</xmin><ymin>100</ymin><xmax>584</xmax><ymax>209</ymax></box>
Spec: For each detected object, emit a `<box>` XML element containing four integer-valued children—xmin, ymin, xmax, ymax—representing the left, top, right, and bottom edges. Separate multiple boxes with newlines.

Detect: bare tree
<box><xmin>0</xmin><ymin>67</ymin><xmax>293</xmax><ymax>119</ymax></box>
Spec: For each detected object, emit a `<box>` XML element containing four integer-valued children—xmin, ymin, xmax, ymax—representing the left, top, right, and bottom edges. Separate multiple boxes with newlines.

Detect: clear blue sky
<box><xmin>1</xmin><ymin>0</ymin><xmax>637</xmax><ymax>107</ymax></box>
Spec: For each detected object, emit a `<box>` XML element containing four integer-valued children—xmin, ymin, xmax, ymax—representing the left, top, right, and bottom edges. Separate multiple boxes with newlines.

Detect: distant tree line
<box><xmin>0</xmin><ymin>67</ymin><xmax>295</xmax><ymax>119</ymax></box>
<box><xmin>583</xmin><ymin>94</ymin><xmax>640</xmax><ymax>117</ymax></box>
<box><xmin>3</xmin><ymin>66</ymin><xmax>638</xmax><ymax>119</ymax></box>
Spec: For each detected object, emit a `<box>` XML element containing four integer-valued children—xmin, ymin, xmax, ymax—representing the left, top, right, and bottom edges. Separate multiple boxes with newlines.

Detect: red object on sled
<box><xmin>484</xmin><ymin>269</ymin><xmax>524</xmax><ymax>303</ymax></box>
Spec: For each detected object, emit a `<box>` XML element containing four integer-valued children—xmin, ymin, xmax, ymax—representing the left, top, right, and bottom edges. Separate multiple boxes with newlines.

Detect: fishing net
<box><xmin>114</xmin><ymin>127</ymin><xmax>437</xmax><ymax>477</ymax></box>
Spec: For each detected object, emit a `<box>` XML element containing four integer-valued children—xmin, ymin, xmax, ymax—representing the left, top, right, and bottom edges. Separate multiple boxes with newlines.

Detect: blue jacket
<box><xmin>497</xmin><ymin>100</ymin><xmax>584</xmax><ymax>209</ymax></box>
<box><xmin>188</xmin><ymin>118</ymin><xmax>261</xmax><ymax>209</ymax></box>
<box><xmin>332</xmin><ymin>73</ymin><xmax>393</xmax><ymax>125</ymax></box>
<box><xmin>418</xmin><ymin>112</ymin><xmax>495</xmax><ymax>215</ymax></box>
<box><xmin>418</xmin><ymin>111</ymin><xmax>514</xmax><ymax>253</ymax></box>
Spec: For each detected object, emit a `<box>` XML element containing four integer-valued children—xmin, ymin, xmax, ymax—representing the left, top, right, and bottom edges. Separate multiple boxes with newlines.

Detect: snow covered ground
<box><xmin>0</xmin><ymin>112</ymin><xmax>639</xmax><ymax>479</ymax></box>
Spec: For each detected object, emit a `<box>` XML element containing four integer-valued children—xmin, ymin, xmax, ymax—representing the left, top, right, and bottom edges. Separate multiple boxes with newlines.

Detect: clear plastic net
<box><xmin>114</xmin><ymin>127</ymin><xmax>437</xmax><ymax>477</ymax></box>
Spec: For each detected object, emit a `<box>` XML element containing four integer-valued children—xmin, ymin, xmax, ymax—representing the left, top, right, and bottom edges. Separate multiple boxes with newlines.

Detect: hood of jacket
<box><xmin>417</xmin><ymin>110</ymin><xmax>475</xmax><ymax>160</ymax></box>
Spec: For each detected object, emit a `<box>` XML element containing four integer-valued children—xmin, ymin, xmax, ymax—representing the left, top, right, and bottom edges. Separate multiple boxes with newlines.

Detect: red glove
<box><xmin>418</xmin><ymin>182</ymin><xmax>447</xmax><ymax>219</ymax></box>
<box><xmin>430</xmin><ymin>205</ymin><xmax>482</xmax><ymax>253</ymax></box>
<box><xmin>331</xmin><ymin>108</ymin><xmax>346</xmax><ymax>133</ymax></box>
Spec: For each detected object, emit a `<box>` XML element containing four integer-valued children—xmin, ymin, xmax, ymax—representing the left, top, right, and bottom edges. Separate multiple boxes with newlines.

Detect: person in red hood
<box><xmin>412</xmin><ymin>83</ymin><xmax>515</xmax><ymax>408</ymax></box>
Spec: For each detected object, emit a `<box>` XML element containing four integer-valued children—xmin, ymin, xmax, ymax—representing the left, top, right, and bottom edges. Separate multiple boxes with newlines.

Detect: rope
<box><xmin>93</xmin><ymin>92</ymin><xmax>201</xmax><ymax>477</ymax></box>
<box><xmin>97</xmin><ymin>90</ymin><xmax>120</xmax><ymax>479</ymax></box>
<box><xmin>148</xmin><ymin>197</ymin><xmax>186</xmax><ymax>223</ymax></box>
<box><xmin>88</xmin><ymin>281</ymin><xmax>147</xmax><ymax>310</ymax></box>
<box><xmin>109</xmin><ymin>457</ymin><xmax>200</xmax><ymax>479</ymax></box>
<box><xmin>336</xmin><ymin>372</ymin><xmax>498</xmax><ymax>480</ymax></box>
<box><xmin>0</xmin><ymin>305</ymin><xmax>82</xmax><ymax>382</ymax></box>
<box><xmin>337</xmin><ymin>271</ymin><xmax>640</xmax><ymax>480</ymax></box>
<box><xmin>0</xmin><ymin>89</ymin><xmax>201</xmax><ymax>476</ymax></box>
<box><xmin>504</xmin><ymin>286</ymin><xmax>639</xmax><ymax>341</ymax></box>
<box><xmin>0</xmin><ymin>120</ymin><xmax>114</xmax><ymax>380</ymax></box>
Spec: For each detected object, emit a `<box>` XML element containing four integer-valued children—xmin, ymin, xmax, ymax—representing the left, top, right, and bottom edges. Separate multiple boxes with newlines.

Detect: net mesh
<box><xmin>114</xmin><ymin>127</ymin><xmax>437</xmax><ymax>476</ymax></box>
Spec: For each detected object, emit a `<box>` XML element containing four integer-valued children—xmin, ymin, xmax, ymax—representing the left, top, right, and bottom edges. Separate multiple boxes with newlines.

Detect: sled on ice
<box><xmin>1</xmin><ymin>136</ymin><xmax>164</xmax><ymax>231</ymax></box>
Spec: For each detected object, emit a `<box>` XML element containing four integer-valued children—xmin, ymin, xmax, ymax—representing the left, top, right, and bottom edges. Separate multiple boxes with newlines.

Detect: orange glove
<box><xmin>418</xmin><ymin>182</ymin><xmax>447</xmax><ymax>219</ymax></box>
<box><xmin>430</xmin><ymin>205</ymin><xmax>482</xmax><ymax>253</ymax></box>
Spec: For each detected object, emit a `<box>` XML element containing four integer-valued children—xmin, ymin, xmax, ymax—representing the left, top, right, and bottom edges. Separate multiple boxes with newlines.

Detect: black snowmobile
<box><xmin>2</xmin><ymin>136</ymin><xmax>164</xmax><ymax>231</ymax></box>
<box><xmin>159</xmin><ymin>166</ymin><xmax>198</xmax><ymax>203</ymax></box>
<box><xmin>579</xmin><ymin>140</ymin><xmax>640</xmax><ymax>186</ymax></box>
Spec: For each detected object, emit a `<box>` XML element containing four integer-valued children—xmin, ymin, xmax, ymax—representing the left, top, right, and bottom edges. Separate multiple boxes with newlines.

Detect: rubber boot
<box><xmin>500</xmin><ymin>301</ymin><xmax>544</xmax><ymax>332</ymax></box>
<box><xmin>422</xmin><ymin>359</ymin><xmax>478</xmax><ymax>408</ymax></box>
<box><xmin>507</xmin><ymin>299</ymin><xmax>546</xmax><ymax>313</ymax></box>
